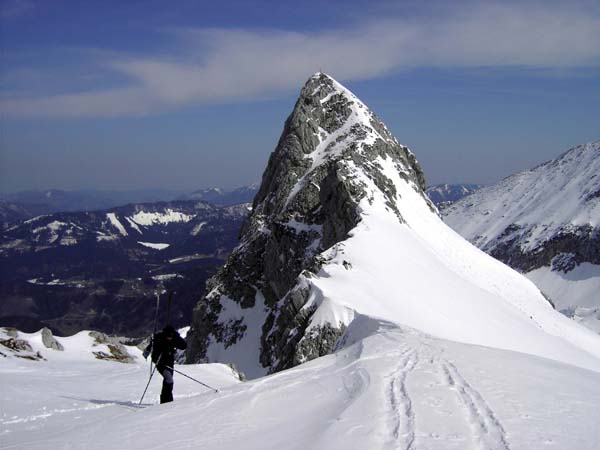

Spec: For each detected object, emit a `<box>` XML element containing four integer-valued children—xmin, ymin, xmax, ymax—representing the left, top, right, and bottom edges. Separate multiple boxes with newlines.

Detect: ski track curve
<box><xmin>386</xmin><ymin>348</ymin><xmax>418</xmax><ymax>450</ymax></box>
<box><xmin>441</xmin><ymin>360</ymin><xmax>511</xmax><ymax>450</ymax></box>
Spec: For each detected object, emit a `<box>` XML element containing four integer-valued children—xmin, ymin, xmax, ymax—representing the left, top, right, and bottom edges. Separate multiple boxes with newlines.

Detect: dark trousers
<box><xmin>158</xmin><ymin>367</ymin><xmax>174</xmax><ymax>403</ymax></box>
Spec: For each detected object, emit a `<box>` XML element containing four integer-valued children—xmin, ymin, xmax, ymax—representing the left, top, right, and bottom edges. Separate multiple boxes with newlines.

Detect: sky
<box><xmin>1</xmin><ymin>0</ymin><xmax>599</xmax><ymax>193</ymax></box>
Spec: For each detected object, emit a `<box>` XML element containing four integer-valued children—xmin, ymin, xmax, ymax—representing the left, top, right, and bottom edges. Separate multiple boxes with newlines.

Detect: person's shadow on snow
<box><xmin>61</xmin><ymin>395</ymin><xmax>153</xmax><ymax>409</ymax></box>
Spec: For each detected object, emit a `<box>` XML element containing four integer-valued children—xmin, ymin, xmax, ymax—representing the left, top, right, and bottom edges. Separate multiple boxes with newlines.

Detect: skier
<box><xmin>143</xmin><ymin>325</ymin><xmax>187</xmax><ymax>403</ymax></box>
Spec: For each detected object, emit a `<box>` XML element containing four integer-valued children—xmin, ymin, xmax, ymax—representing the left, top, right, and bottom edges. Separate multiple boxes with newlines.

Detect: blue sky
<box><xmin>1</xmin><ymin>0</ymin><xmax>599</xmax><ymax>193</ymax></box>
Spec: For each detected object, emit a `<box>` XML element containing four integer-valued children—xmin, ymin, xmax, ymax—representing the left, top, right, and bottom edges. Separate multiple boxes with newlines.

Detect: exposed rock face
<box><xmin>41</xmin><ymin>327</ymin><xmax>64</xmax><ymax>351</ymax></box>
<box><xmin>186</xmin><ymin>73</ymin><xmax>431</xmax><ymax>376</ymax></box>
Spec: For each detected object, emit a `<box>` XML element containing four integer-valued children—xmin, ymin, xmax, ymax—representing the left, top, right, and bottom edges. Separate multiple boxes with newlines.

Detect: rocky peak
<box><xmin>186</xmin><ymin>73</ymin><xmax>431</xmax><ymax>377</ymax></box>
<box><xmin>254</xmin><ymin>72</ymin><xmax>425</xmax><ymax>217</ymax></box>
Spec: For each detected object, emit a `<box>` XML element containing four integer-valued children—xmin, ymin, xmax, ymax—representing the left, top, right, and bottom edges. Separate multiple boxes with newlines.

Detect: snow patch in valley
<box><xmin>125</xmin><ymin>217</ymin><xmax>143</xmax><ymax>234</ymax></box>
<box><xmin>96</xmin><ymin>234</ymin><xmax>118</xmax><ymax>242</ymax></box>
<box><xmin>60</xmin><ymin>236</ymin><xmax>77</xmax><ymax>246</ymax></box>
<box><xmin>137</xmin><ymin>241</ymin><xmax>170</xmax><ymax>250</ymax></box>
<box><xmin>106</xmin><ymin>213</ymin><xmax>128</xmax><ymax>236</ymax></box>
<box><xmin>151</xmin><ymin>273</ymin><xmax>183</xmax><ymax>281</ymax></box>
<box><xmin>23</xmin><ymin>215</ymin><xmax>48</xmax><ymax>224</ymax></box>
<box><xmin>191</xmin><ymin>221</ymin><xmax>207</xmax><ymax>236</ymax></box>
<box><xmin>130</xmin><ymin>209</ymin><xmax>194</xmax><ymax>226</ymax></box>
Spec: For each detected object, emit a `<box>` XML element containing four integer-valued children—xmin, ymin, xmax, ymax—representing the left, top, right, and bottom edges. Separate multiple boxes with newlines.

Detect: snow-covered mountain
<box><xmin>0</xmin><ymin>188</ymin><xmax>186</xmax><ymax>216</ymax></box>
<box><xmin>186</xmin><ymin>73</ymin><xmax>600</xmax><ymax>380</ymax></box>
<box><xmin>426</xmin><ymin>183</ymin><xmax>482</xmax><ymax>209</ymax></box>
<box><xmin>0</xmin><ymin>201</ymin><xmax>248</xmax><ymax>336</ymax></box>
<box><xmin>4</xmin><ymin>74</ymin><xmax>600</xmax><ymax>450</ymax></box>
<box><xmin>443</xmin><ymin>141</ymin><xmax>600</xmax><ymax>333</ymax></box>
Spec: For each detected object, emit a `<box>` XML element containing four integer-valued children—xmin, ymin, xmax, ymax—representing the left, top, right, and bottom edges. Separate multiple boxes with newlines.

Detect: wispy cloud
<box><xmin>2</xmin><ymin>2</ymin><xmax>600</xmax><ymax>118</ymax></box>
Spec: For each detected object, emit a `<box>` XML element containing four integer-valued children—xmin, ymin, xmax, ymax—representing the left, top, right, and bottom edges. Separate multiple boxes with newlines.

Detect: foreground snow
<box><xmin>0</xmin><ymin>329</ymin><xmax>240</xmax><ymax>450</ymax></box>
<box><xmin>3</xmin><ymin>320</ymin><xmax>600</xmax><ymax>450</ymax></box>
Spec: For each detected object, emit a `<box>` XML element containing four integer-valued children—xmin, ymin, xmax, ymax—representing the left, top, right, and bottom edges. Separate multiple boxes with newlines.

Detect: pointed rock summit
<box><xmin>186</xmin><ymin>74</ymin><xmax>600</xmax><ymax>378</ymax></box>
<box><xmin>186</xmin><ymin>73</ymin><xmax>432</xmax><ymax>376</ymax></box>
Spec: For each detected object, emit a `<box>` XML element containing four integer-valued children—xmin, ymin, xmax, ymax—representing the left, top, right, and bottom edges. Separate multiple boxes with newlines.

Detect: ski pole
<box><xmin>150</xmin><ymin>290</ymin><xmax>161</xmax><ymax>375</ymax></box>
<box><xmin>139</xmin><ymin>364</ymin><xmax>158</xmax><ymax>405</ymax></box>
<box><xmin>164</xmin><ymin>365</ymin><xmax>219</xmax><ymax>393</ymax></box>
<box><xmin>139</xmin><ymin>353</ymin><xmax>162</xmax><ymax>405</ymax></box>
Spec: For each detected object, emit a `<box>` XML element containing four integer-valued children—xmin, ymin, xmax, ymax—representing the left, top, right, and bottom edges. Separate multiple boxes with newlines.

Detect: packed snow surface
<box><xmin>3</xmin><ymin>322</ymin><xmax>600</xmax><ymax>450</ymax></box>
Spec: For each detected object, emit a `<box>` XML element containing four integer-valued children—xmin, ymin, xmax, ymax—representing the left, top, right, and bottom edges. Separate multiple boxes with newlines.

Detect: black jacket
<box><xmin>145</xmin><ymin>330</ymin><xmax>187</xmax><ymax>369</ymax></box>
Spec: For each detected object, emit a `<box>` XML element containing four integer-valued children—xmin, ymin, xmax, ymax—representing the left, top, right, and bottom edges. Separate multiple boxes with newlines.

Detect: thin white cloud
<box><xmin>2</xmin><ymin>2</ymin><xmax>600</xmax><ymax>118</ymax></box>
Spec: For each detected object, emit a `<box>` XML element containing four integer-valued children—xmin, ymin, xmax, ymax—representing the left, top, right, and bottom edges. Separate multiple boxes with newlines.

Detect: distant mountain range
<box><xmin>180</xmin><ymin>183</ymin><xmax>260</xmax><ymax>206</ymax></box>
<box><xmin>0</xmin><ymin>200</ymin><xmax>249</xmax><ymax>336</ymax></box>
<box><xmin>0</xmin><ymin>185</ymin><xmax>259</xmax><ymax>229</ymax></box>
<box><xmin>443</xmin><ymin>141</ymin><xmax>600</xmax><ymax>333</ymax></box>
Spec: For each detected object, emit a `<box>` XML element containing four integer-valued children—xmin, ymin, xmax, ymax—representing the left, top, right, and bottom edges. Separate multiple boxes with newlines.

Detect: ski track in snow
<box><xmin>441</xmin><ymin>360</ymin><xmax>510</xmax><ymax>450</ymax></box>
<box><xmin>3</xmin><ymin>327</ymin><xmax>600</xmax><ymax>450</ymax></box>
<box><xmin>378</xmin><ymin>334</ymin><xmax>511</xmax><ymax>450</ymax></box>
<box><xmin>386</xmin><ymin>348</ymin><xmax>418</xmax><ymax>450</ymax></box>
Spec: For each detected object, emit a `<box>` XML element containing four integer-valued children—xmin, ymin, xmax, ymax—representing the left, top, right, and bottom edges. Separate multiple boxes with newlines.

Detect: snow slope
<box><xmin>3</xmin><ymin>320</ymin><xmax>600</xmax><ymax>450</ymax></box>
<box><xmin>443</xmin><ymin>142</ymin><xmax>600</xmax><ymax>252</ymax></box>
<box><xmin>298</xmin><ymin>153</ymin><xmax>600</xmax><ymax>372</ymax></box>
<box><xmin>443</xmin><ymin>141</ymin><xmax>600</xmax><ymax>333</ymax></box>
<box><xmin>0</xmin><ymin>328</ymin><xmax>240</xmax><ymax>450</ymax></box>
